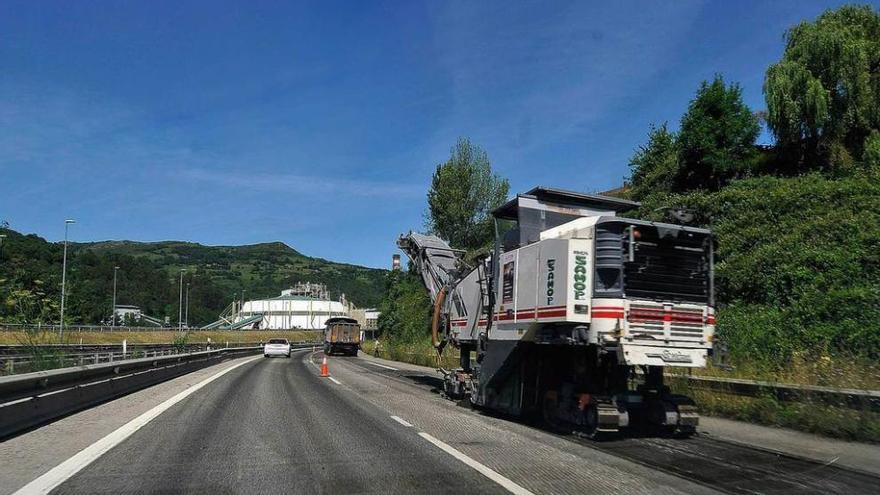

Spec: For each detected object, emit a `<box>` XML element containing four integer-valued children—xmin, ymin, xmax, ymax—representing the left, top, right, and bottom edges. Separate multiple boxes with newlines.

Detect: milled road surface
<box><xmin>7</xmin><ymin>349</ymin><xmax>876</xmax><ymax>494</ymax></box>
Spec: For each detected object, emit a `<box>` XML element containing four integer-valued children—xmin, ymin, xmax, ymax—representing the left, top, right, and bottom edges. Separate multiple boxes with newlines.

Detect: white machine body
<box><xmin>446</xmin><ymin>216</ymin><xmax>715</xmax><ymax>368</ymax></box>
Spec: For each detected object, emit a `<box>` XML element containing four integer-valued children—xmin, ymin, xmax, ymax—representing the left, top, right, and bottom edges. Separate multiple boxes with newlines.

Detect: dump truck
<box><xmin>398</xmin><ymin>186</ymin><xmax>715</xmax><ymax>437</ymax></box>
<box><xmin>323</xmin><ymin>316</ymin><xmax>361</xmax><ymax>356</ymax></box>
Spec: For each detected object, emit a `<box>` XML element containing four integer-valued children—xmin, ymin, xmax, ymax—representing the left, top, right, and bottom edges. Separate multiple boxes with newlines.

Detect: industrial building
<box><xmin>349</xmin><ymin>308</ymin><xmax>380</xmax><ymax>330</ymax></box>
<box><xmin>231</xmin><ymin>283</ymin><xmax>350</xmax><ymax>330</ymax></box>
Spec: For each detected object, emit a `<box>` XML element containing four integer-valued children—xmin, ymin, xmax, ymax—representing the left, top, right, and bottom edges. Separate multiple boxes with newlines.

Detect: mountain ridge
<box><xmin>0</xmin><ymin>227</ymin><xmax>387</xmax><ymax>326</ymax></box>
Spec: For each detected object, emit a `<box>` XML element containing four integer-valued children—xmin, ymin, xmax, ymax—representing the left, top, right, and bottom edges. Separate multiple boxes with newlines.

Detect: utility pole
<box><xmin>59</xmin><ymin>219</ymin><xmax>75</xmax><ymax>338</ymax></box>
<box><xmin>112</xmin><ymin>266</ymin><xmax>120</xmax><ymax>327</ymax></box>
<box><xmin>178</xmin><ymin>269</ymin><xmax>185</xmax><ymax>330</ymax></box>
<box><xmin>185</xmin><ymin>282</ymin><xmax>190</xmax><ymax>328</ymax></box>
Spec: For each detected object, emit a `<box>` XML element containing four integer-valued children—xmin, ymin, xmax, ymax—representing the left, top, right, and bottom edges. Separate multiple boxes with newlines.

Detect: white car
<box><xmin>264</xmin><ymin>338</ymin><xmax>291</xmax><ymax>358</ymax></box>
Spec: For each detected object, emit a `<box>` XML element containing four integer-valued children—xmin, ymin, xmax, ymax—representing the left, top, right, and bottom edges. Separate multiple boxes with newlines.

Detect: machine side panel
<box><xmin>515</xmin><ymin>243</ymin><xmax>540</xmax><ymax>324</ymax></box>
<box><xmin>492</xmin><ymin>249</ymin><xmax>519</xmax><ymax>340</ymax></box>
<box><xmin>493</xmin><ymin>239</ymin><xmax>572</xmax><ymax>340</ymax></box>
<box><xmin>566</xmin><ymin>238</ymin><xmax>593</xmax><ymax>324</ymax></box>
<box><xmin>449</xmin><ymin>267</ymin><xmax>485</xmax><ymax>342</ymax></box>
<box><xmin>534</xmin><ymin>239</ymin><xmax>570</xmax><ymax>324</ymax></box>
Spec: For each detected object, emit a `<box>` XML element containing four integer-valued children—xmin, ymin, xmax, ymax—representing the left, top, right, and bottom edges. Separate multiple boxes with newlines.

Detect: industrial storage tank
<box><xmin>233</xmin><ymin>283</ymin><xmax>350</xmax><ymax>330</ymax></box>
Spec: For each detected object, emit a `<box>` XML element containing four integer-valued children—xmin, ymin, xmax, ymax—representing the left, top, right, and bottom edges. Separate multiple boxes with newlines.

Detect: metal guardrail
<box><xmin>0</xmin><ymin>343</ymin><xmax>319</xmax><ymax>439</ymax></box>
<box><xmin>668</xmin><ymin>373</ymin><xmax>880</xmax><ymax>412</ymax></box>
<box><xmin>1</xmin><ymin>323</ymin><xmax>179</xmax><ymax>333</ymax></box>
<box><xmin>0</xmin><ymin>342</ymin><xmax>260</xmax><ymax>376</ymax></box>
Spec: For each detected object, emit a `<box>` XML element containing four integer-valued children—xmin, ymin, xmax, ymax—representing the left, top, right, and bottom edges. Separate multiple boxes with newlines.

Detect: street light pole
<box><xmin>112</xmin><ymin>266</ymin><xmax>119</xmax><ymax>327</ymax></box>
<box><xmin>178</xmin><ymin>269</ymin><xmax>185</xmax><ymax>330</ymax></box>
<box><xmin>59</xmin><ymin>219</ymin><xmax>75</xmax><ymax>338</ymax></box>
<box><xmin>185</xmin><ymin>282</ymin><xmax>190</xmax><ymax>328</ymax></box>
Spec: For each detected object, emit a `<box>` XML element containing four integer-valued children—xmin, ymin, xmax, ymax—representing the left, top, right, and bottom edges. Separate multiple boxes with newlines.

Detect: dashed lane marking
<box><xmin>390</xmin><ymin>415</ymin><xmax>413</xmax><ymax>427</ymax></box>
<box><xmin>328</xmin><ymin>376</ymin><xmax>342</xmax><ymax>385</ymax></box>
<box><xmin>13</xmin><ymin>356</ymin><xmax>261</xmax><ymax>495</ymax></box>
<box><xmin>418</xmin><ymin>432</ymin><xmax>534</xmax><ymax>495</ymax></box>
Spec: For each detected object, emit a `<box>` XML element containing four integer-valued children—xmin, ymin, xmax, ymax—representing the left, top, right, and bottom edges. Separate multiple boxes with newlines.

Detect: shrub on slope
<box><xmin>638</xmin><ymin>173</ymin><xmax>880</xmax><ymax>362</ymax></box>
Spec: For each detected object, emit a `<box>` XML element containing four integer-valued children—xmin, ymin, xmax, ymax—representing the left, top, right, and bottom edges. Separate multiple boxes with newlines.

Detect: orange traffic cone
<box><xmin>320</xmin><ymin>356</ymin><xmax>330</xmax><ymax>377</ymax></box>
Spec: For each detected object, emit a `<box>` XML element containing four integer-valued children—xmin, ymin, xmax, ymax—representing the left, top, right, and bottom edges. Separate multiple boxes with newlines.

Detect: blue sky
<box><xmin>0</xmin><ymin>0</ymin><xmax>864</xmax><ymax>268</ymax></box>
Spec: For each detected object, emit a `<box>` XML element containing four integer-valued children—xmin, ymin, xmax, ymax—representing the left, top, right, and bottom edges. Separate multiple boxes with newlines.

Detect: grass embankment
<box><xmin>674</xmin><ymin>382</ymin><xmax>880</xmax><ymax>442</ymax></box>
<box><xmin>683</xmin><ymin>355</ymin><xmax>880</xmax><ymax>390</ymax></box>
<box><xmin>669</xmin><ymin>356</ymin><xmax>880</xmax><ymax>442</ymax></box>
<box><xmin>0</xmin><ymin>330</ymin><xmax>322</xmax><ymax>345</ymax></box>
<box><xmin>363</xmin><ymin>338</ymin><xmax>880</xmax><ymax>442</ymax></box>
<box><xmin>362</xmin><ymin>339</ymin><xmax>459</xmax><ymax>369</ymax></box>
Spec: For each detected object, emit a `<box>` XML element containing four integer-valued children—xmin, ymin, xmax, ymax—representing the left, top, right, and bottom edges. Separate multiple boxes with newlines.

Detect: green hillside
<box><xmin>76</xmin><ymin>239</ymin><xmax>386</xmax><ymax>308</ymax></box>
<box><xmin>0</xmin><ymin>229</ymin><xmax>386</xmax><ymax>327</ymax></box>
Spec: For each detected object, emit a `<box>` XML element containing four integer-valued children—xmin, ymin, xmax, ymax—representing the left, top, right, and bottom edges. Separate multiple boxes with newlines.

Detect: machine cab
<box><xmin>492</xmin><ymin>186</ymin><xmax>638</xmax><ymax>251</ymax></box>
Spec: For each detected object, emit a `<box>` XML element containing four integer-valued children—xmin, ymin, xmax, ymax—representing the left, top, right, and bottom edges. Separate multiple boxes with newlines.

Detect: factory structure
<box><xmin>226</xmin><ymin>282</ymin><xmax>378</xmax><ymax>331</ymax></box>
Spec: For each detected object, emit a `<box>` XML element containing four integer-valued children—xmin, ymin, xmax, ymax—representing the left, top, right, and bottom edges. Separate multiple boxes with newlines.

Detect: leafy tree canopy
<box><xmin>627</xmin><ymin>123</ymin><xmax>679</xmax><ymax>200</ymax></box>
<box><xmin>764</xmin><ymin>4</ymin><xmax>880</xmax><ymax>170</ymax></box>
<box><xmin>376</xmin><ymin>268</ymin><xmax>431</xmax><ymax>344</ymax></box>
<box><xmin>426</xmin><ymin>137</ymin><xmax>509</xmax><ymax>256</ymax></box>
<box><xmin>677</xmin><ymin>75</ymin><xmax>760</xmax><ymax>191</ymax></box>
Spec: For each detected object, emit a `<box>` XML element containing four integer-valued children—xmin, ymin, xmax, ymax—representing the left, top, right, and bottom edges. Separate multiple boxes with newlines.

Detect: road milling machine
<box><xmin>398</xmin><ymin>187</ymin><xmax>716</xmax><ymax>437</ymax></box>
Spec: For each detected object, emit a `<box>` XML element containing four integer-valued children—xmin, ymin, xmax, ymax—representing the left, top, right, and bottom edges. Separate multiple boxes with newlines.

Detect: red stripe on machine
<box><xmin>592</xmin><ymin>311</ymin><xmax>625</xmax><ymax>319</ymax></box>
<box><xmin>537</xmin><ymin>310</ymin><xmax>567</xmax><ymax>318</ymax></box>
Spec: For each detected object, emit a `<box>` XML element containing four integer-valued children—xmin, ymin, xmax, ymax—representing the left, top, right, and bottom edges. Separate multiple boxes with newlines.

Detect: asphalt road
<box><xmin>339</xmin><ymin>356</ymin><xmax>880</xmax><ymax>495</ymax></box>
<box><xmin>51</xmin><ymin>352</ymin><xmax>505</xmax><ymax>495</ymax></box>
<box><xmin>37</xmin><ymin>350</ymin><xmax>880</xmax><ymax>495</ymax></box>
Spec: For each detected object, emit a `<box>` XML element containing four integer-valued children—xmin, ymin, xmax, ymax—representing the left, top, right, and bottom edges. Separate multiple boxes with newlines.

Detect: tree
<box><xmin>764</xmin><ymin>5</ymin><xmax>880</xmax><ymax>170</ymax></box>
<box><xmin>864</xmin><ymin>130</ymin><xmax>880</xmax><ymax>170</ymax></box>
<box><xmin>627</xmin><ymin>123</ymin><xmax>679</xmax><ymax>200</ymax></box>
<box><xmin>376</xmin><ymin>268</ymin><xmax>431</xmax><ymax>343</ymax></box>
<box><xmin>677</xmin><ymin>75</ymin><xmax>760</xmax><ymax>191</ymax></box>
<box><xmin>426</xmin><ymin>138</ymin><xmax>509</xmax><ymax>255</ymax></box>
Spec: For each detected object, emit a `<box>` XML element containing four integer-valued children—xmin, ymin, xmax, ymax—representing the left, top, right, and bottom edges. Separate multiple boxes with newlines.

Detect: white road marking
<box><xmin>328</xmin><ymin>376</ymin><xmax>342</xmax><ymax>385</ymax></box>
<box><xmin>13</xmin><ymin>356</ymin><xmax>261</xmax><ymax>495</ymax></box>
<box><xmin>418</xmin><ymin>432</ymin><xmax>534</xmax><ymax>495</ymax></box>
<box><xmin>369</xmin><ymin>362</ymin><xmax>398</xmax><ymax>371</ymax></box>
<box><xmin>390</xmin><ymin>415</ymin><xmax>413</xmax><ymax>427</ymax></box>
<box><xmin>309</xmin><ymin>351</ymin><xmax>323</xmax><ymax>369</ymax></box>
